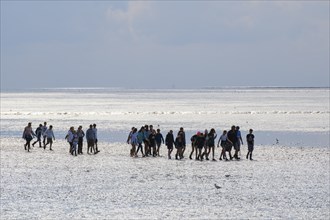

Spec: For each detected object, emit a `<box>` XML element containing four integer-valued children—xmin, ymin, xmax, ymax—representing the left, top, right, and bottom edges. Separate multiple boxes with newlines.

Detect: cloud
<box><xmin>106</xmin><ymin>2</ymin><xmax>151</xmax><ymax>39</ymax></box>
<box><xmin>1</xmin><ymin>1</ymin><xmax>328</xmax><ymax>89</ymax></box>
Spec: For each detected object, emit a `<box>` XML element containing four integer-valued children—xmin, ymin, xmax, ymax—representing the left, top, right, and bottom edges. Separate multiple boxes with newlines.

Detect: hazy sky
<box><xmin>1</xmin><ymin>1</ymin><xmax>329</xmax><ymax>90</ymax></box>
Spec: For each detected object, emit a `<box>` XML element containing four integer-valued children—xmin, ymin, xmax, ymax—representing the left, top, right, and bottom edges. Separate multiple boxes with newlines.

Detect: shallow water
<box><xmin>1</xmin><ymin>88</ymin><xmax>329</xmax><ymax>147</ymax></box>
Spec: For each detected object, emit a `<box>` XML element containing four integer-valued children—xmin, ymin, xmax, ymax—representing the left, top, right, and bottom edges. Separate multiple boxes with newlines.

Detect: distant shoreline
<box><xmin>1</xmin><ymin>86</ymin><xmax>329</xmax><ymax>93</ymax></box>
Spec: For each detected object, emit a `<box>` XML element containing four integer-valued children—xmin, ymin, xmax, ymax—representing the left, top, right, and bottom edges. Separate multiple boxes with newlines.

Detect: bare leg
<box><xmin>189</xmin><ymin>144</ymin><xmax>194</xmax><ymax>159</ymax></box>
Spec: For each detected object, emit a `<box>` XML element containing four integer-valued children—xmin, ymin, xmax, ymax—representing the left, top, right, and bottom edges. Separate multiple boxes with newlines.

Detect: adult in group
<box><xmin>72</xmin><ymin>130</ymin><xmax>79</xmax><ymax>156</ymax></box>
<box><xmin>226</xmin><ymin>125</ymin><xmax>237</xmax><ymax>160</ymax></box>
<box><xmin>77</xmin><ymin>126</ymin><xmax>85</xmax><ymax>154</ymax></box>
<box><xmin>86</xmin><ymin>125</ymin><xmax>96</xmax><ymax>154</ymax></box>
<box><xmin>130</xmin><ymin>128</ymin><xmax>138</xmax><ymax>157</ymax></box>
<box><xmin>32</xmin><ymin>124</ymin><xmax>43</xmax><ymax>148</ymax></box>
<box><xmin>155</xmin><ymin>129</ymin><xmax>164</xmax><ymax>156</ymax></box>
<box><xmin>178</xmin><ymin>127</ymin><xmax>186</xmax><ymax>157</ymax></box>
<box><xmin>44</xmin><ymin>125</ymin><xmax>55</xmax><ymax>151</ymax></box>
<box><xmin>22</xmin><ymin>122</ymin><xmax>35</xmax><ymax>152</ymax></box>
<box><xmin>217</xmin><ymin>130</ymin><xmax>228</xmax><ymax>160</ymax></box>
<box><xmin>207</xmin><ymin>128</ymin><xmax>217</xmax><ymax>161</ymax></box>
<box><xmin>41</xmin><ymin>122</ymin><xmax>48</xmax><ymax>146</ymax></box>
<box><xmin>189</xmin><ymin>132</ymin><xmax>198</xmax><ymax>160</ymax></box>
<box><xmin>175</xmin><ymin>131</ymin><xmax>184</xmax><ymax>159</ymax></box>
<box><xmin>165</xmin><ymin>130</ymin><xmax>174</xmax><ymax>159</ymax></box>
<box><xmin>143</xmin><ymin>125</ymin><xmax>150</xmax><ymax>156</ymax></box>
<box><xmin>126</xmin><ymin>127</ymin><xmax>135</xmax><ymax>144</ymax></box>
<box><xmin>136</xmin><ymin>126</ymin><xmax>145</xmax><ymax>157</ymax></box>
<box><xmin>196</xmin><ymin>131</ymin><xmax>206</xmax><ymax>161</ymax></box>
<box><xmin>65</xmin><ymin>127</ymin><xmax>74</xmax><ymax>154</ymax></box>
<box><xmin>201</xmin><ymin>129</ymin><xmax>209</xmax><ymax>160</ymax></box>
<box><xmin>148</xmin><ymin>129</ymin><xmax>157</xmax><ymax>157</ymax></box>
<box><xmin>235</xmin><ymin>126</ymin><xmax>244</xmax><ymax>159</ymax></box>
<box><xmin>93</xmin><ymin>124</ymin><xmax>100</xmax><ymax>153</ymax></box>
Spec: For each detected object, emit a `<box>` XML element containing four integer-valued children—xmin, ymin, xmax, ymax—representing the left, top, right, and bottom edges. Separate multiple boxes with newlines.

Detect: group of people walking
<box><xmin>127</xmin><ymin>125</ymin><xmax>255</xmax><ymax>161</ymax></box>
<box><xmin>23</xmin><ymin>122</ymin><xmax>255</xmax><ymax>160</ymax></box>
<box><xmin>22</xmin><ymin>122</ymin><xmax>100</xmax><ymax>156</ymax></box>
<box><xmin>22</xmin><ymin>122</ymin><xmax>55</xmax><ymax>152</ymax></box>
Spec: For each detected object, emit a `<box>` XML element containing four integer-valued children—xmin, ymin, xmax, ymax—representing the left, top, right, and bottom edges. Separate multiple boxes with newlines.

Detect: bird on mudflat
<box><xmin>214</xmin><ymin>184</ymin><xmax>221</xmax><ymax>189</ymax></box>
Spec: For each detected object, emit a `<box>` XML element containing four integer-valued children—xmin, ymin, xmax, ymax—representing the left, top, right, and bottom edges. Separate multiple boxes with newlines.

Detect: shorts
<box><xmin>220</xmin><ymin>141</ymin><xmax>226</xmax><ymax>148</ymax></box>
<box><xmin>234</xmin><ymin>142</ymin><xmax>240</xmax><ymax>151</ymax></box>
<box><xmin>225</xmin><ymin>142</ymin><xmax>233</xmax><ymax>152</ymax></box>
<box><xmin>167</xmin><ymin>143</ymin><xmax>173</xmax><ymax>149</ymax></box>
<box><xmin>197</xmin><ymin>144</ymin><xmax>204</xmax><ymax>149</ymax></box>
<box><xmin>248</xmin><ymin>143</ymin><xmax>254</xmax><ymax>152</ymax></box>
<box><xmin>47</xmin><ymin>138</ymin><xmax>53</xmax><ymax>144</ymax></box>
<box><xmin>25</xmin><ymin>135</ymin><xmax>33</xmax><ymax>142</ymax></box>
<box><xmin>88</xmin><ymin>140</ymin><xmax>95</xmax><ymax>146</ymax></box>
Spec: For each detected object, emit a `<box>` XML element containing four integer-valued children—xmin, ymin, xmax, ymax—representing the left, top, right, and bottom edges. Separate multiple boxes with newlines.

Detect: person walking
<box><xmin>93</xmin><ymin>124</ymin><xmax>100</xmax><ymax>153</ymax></box>
<box><xmin>136</xmin><ymin>127</ymin><xmax>145</xmax><ymax>157</ymax></box>
<box><xmin>155</xmin><ymin>129</ymin><xmax>164</xmax><ymax>156</ymax></box>
<box><xmin>201</xmin><ymin>129</ymin><xmax>209</xmax><ymax>160</ymax></box>
<box><xmin>175</xmin><ymin>131</ymin><xmax>184</xmax><ymax>160</ymax></box>
<box><xmin>179</xmin><ymin>127</ymin><xmax>186</xmax><ymax>157</ymax></box>
<box><xmin>207</xmin><ymin>128</ymin><xmax>217</xmax><ymax>161</ymax></box>
<box><xmin>130</xmin><ymin>128</ymin><xmax>138</xmax><ymax>157</ymax></box>
<box><xmin>246</xmin><ymin>129</ymin><xmax>255</xmax><ymax>160</ymax></box>
<box><xmin>148</xmin><ymin>129</ymin><xmax>157</xmax><ymax>157</ymax></box>
<box><xmin>44</xmin><ymin>125</ymin><xmax>55</xmax><ymax>151</ymax></box>
<box><xmin>235</xmin><ymin>126</ymin><xmax>244</xmax><ymax>159</ymax></box>
<box><xmin>126</xmin><ymin>127</ymin><xmax>135</xmax><ymax>144</ymax></box>
<box><xmin>41</xmin><ymin>122</ymin><xmax>47</xmax><ymax>146</ymax></box>
<box><xmin>196</xmin><ymin>131</ymin><xmax>206</xmax><ymax>161</ymax></box>
<box><xmin>165</xmin><ymin>130</ymin><xmax>174</xmax><ymax>159</ymax></box>
<box><xmin>22</xmin><ymin>122</ymin><xmax>35</xmax><ymax>152</ymax></box>
<box><xmin>65</xmin><ymin>127</ymin><xmax>74</xmax><ymax>154</ymax></box>
<box><xmin>227</xmin><ymin>126</ymin><xmax>237</xmax><ymax>160</ymax></box>
<box><xmin>32</xmin><ymin>124</ymin><xmax>43</xmax><ymax>148</ymax></box>
<box><xmin>217</xmin><ymin>130</ymin><xmax>228</xmax><ymax>160</ymax></box>
<box><xmin>143</xmin><ymin>125</ymin><xmax>151</xmax><ymax>156</ymax></box>
<box><xmin>189</xmin><ymin>133</ymin><xmax>198</xmax><ymax>160</ymax></box>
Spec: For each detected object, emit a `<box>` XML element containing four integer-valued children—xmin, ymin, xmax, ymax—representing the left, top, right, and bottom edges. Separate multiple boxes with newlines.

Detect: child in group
<box><xmin>189</xmin><ymin>133</ymin><xmax>198</xmax><ymax>160</ymax></box>
<box><xmin>130</xmin><ymin>128</ymin><xmax>138</xmax><ymax>157</ymax></box>
<box><xmin>155</xmin><ymin>129</ymin><xmax>164</xmax><ymax>156</ymax></box>
<box><xmin>165</xmin><ymin>130</ymin><xmax>174</xmax><ymax>159</ymax></box>
<box><xmin>44</xmin><ymin>125</ymin><xmax>55</xmax><ymax>151</ymax></box>
<box><xmin>246</xmin><ymin>129</ymin><xmax>255</xmax><ymax>160</ymax></box>
<box><xmin>32</xmin><ymin>124</ymin><xmax>43</xmax><ymax>148</ymax></box>
<box><xmin>207</xmin><ymin>128</ymin><xmax>217</xmax><ymax>161</ymax></box>
<box><xmin>148</xmin><ymin>129</ymin><xmax>157</xmax><ymax>157</ymax></box>
<box><xmin>71</xmin><ymin>130</ymin><xmax>79</xmax><ymax>156</ymax></box>
<box><xmin>201</xmin><ymin>129</ymin><xmax>209</xmax><ymax>160</ymax></box>
<box><xmin>217</xmin><ymin>130</ymin><xmax>228</xmax><ymax>160</ymax></box>
<box><xmin>175</xmin><ymin>132</ymin><xmax>184</xmax><ymax>159</ymax></box>
<box><xmin>196</xmin><ymin>131</ymin><xmax>206</xmax><ymax>161</ymax></box>
<box><xmin>22</xmin><ymin>122</ymin><xmax>36</xmax><ymax>152</ymax></box>
<box><xmin>136</xmin><ymin>127</ymin><xmax>145</xmax><ymax>157</ymax></box>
